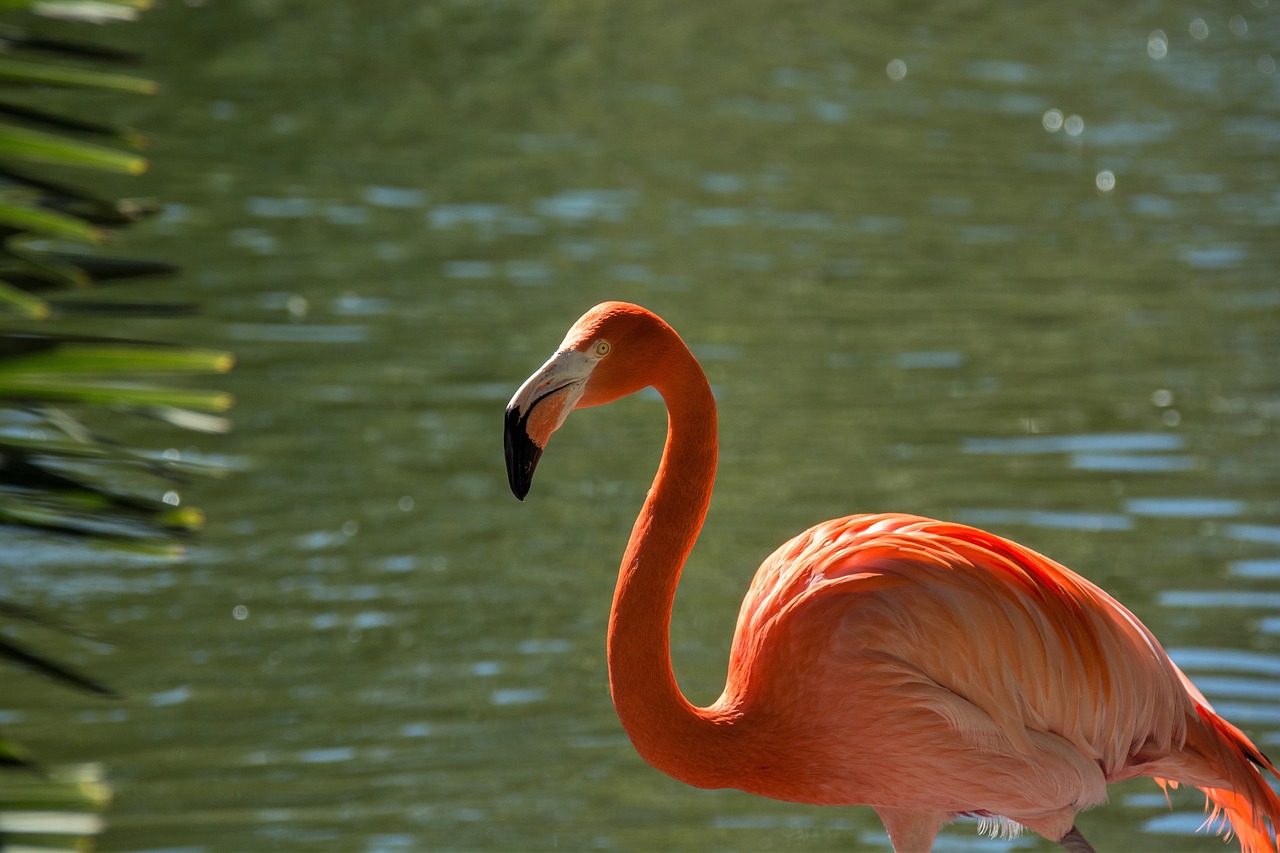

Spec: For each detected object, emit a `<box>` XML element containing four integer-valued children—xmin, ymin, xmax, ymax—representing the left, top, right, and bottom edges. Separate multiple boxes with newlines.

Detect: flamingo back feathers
<box><xmin>732</xmin><ymin>514</ymin><xmax>1189</xmax><ymax>772</ymax></box>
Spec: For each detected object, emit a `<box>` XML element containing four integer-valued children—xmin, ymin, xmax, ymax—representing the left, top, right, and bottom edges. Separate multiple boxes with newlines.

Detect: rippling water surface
<box><xmin>1</xmin><ymin>2</ymin><xmax>1278</xmax><ymax>850</ymax></box>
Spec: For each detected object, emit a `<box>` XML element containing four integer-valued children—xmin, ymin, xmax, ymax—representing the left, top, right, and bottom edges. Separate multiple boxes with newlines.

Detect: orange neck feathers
<box><xmin>603</xmin><ymin>314</ymin><xmax>740</xmax><ymax>788</ymax></box>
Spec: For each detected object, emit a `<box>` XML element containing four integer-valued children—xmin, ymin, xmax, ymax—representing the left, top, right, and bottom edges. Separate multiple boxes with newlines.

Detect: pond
<box><xmin>2</xmin><ymin>1</ymin><xmax>1279</xmax><ymax>851</ymax></box>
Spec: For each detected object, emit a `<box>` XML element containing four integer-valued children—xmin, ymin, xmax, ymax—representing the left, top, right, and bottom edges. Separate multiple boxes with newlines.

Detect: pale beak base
<box><xmin>504</xmin><ymin>348</ymin><xmax>598</xmax><ymax>501</ymax></box>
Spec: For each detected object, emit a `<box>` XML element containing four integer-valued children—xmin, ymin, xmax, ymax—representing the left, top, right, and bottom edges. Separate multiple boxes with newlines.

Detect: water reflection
<box><xmin>1158</xmin><ymin>591</ymin><xmax>1280</xmax><ymax>608</ymax></box>
<box><xmin>956</xmin><ymin>509</ymin><xmax>1134</xmax><ymax>533</ymax></box>
<box><xmin>0</xmin><ymin>1</ymin><xmax>1275</xmax><ymax>851</ymax></box>
<box><xmin>1231</xmin><ymin>559</ymin><xmax>1280</xmax><ymax>579</ymax></box>
<box><xmin>1125</xmin><ymin>497</ymin><xmax>1245</xmax><ymax>517</ymax></box>
<box><xmin>1227</xmin><ymin>525</ymin><xmax>1280</xmax><ymax>545</ymax></box>
<box><xmin>1070</xmin><ymin>453</ymin><xmax>1194</xmax><ymax>472</ymax></box>
<box><xmin>963</xmin><ymin>434</ymin><xmax>1184</xmax><ymax>454</ymax></box>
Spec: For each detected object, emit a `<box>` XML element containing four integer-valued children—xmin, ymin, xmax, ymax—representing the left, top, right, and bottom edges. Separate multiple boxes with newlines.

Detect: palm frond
<box><xmin>0</xmin><ymin>4</ymin><xmax>231</xmax><ymax>849</ymax></box>
<box><xmin>0</xmin><ymin>761</ymin><xmax>111</xmax><ymax>852</ymax></box>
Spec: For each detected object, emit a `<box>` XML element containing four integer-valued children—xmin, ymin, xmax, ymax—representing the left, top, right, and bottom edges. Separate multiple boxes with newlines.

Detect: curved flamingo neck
<box><xmin>606</xmin><ymin>336</ymin><xmax>740</xmax><ymax>789</ymax></box>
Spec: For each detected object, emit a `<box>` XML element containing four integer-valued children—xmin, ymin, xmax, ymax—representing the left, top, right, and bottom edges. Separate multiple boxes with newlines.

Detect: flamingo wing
<box><xmin>724</xmin><ymin>514</ymin><xmax>1201</xmax><ymax>815</ymax></box>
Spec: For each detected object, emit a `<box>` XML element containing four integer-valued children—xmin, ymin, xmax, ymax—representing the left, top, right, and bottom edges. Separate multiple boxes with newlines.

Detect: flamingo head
<box><xmin>505</xmin><ymin>302</ymin><xmax>672</xmax><ymax>500</ymax></box>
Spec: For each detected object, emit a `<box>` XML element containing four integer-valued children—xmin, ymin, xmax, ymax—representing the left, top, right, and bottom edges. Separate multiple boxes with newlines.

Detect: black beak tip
<box><xmin>504</xmin><ymin>405</ymin><xmax>543</xmax><ymax>501</ymax></box>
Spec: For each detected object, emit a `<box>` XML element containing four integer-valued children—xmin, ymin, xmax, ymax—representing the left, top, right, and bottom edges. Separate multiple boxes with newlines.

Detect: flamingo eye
<box><xmin>593</xmin><ymin>340</ymin><xmax>611</xmax><ymax>357</ymax></box>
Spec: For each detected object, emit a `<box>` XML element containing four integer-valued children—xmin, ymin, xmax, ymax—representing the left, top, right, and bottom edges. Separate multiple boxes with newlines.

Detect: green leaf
<box><xmin>0</xmin><ymin>101</ymin><xmax>148</xmax><ymax>148</ymax></box>
<box><xmin>0</xmin><ymin>201</ymin><xmax>102</xmax><ymax>241</ymax></box>
<box><xmin>0</xmin><ymin>0</ymin><xmax>148</xmax><ymax>8</ymax></box>
<box><xmin>28</xmin><ymin>252</ymin><xmax>176</xmax><ymax>285</ymax></box>
<box><xmin>26</xmin><ymin>0</ymin><xmax>151</xmax><ymax>24</ymax></box>
<box><xmin>0</xmin><ymin>56</ymin><xmax>156</xmax><ymax>93</ymax></box>
<box><xmin>0</xmin><ymin>634</ymin><xmax>116</xmax><ymax>697</ymax></box>
<box><xmin>0</xmin><ymin>376</ymin><xmax>233</xmax><ymax>411</ymax></box>
<box><xmin>0</xmin><ymin>122</ymin><xmax>147</xmax><ymax>173</ymax></box>
<box><xmin>0</xmin><ymin>279</ymin><xmax>52</xmax><ymax>317</ymax></box>
<box><xmin>0</xmin><ymin>491</ymin><xmax>201</xmax><ymax>544</ymax></box>
<box><xmin>0</xmin><ymin>760</ymin><xmax>112</xmax><ymax>813</ymax></box>
<box><xmin>0</xmin><ymin>170</ymin><xmax>142</xmax><ymax>227</ymax></box>
<box><xmin>158</xmin><ymin>504</ymin><xmax>204</xmax><ymax>531</ymax></box>
<box><xmin>0</xmin><ymin>343</ymin><xmax>235</xmax><ymax>374</ymax></box>
<box><xmin>0</xmin><ymin>247</ymin><xmax>94</xmax><ymax>290</ymax></box>
<box><xmin>0</xmin><ymin>737</ymin><xmax>33</xmax><ymax>768</ymax></box>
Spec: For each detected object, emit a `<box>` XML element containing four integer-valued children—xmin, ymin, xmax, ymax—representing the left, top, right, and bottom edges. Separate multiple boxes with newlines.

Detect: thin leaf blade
<box><xmin>0</xmin><ymin>122</ymin><xmax>147</xmax><ymax>173</ymax></box>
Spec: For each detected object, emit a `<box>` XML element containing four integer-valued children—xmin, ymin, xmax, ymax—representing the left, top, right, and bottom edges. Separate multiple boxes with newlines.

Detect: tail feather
<box><xmin>1203</xmin><ymin>786</ymin><xmax>1278</xmax><ymax>853</ymax></box>
<box><xmin>1192</xmin><ymin>707</ymin><xmax>1280</xmax><ymax>853</ymax></box>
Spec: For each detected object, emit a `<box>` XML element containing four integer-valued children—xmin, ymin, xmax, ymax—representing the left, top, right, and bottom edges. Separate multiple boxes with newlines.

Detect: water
<box><xmin>1</xmin><ymin>2</ymin><xmax>1278</xmax><ymax>850</ymax></box>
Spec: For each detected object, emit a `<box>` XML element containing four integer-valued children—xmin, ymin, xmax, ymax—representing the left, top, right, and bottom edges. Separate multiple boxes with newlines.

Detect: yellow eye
<box><xmin>594</xmin><ymin>340</ymin><xmax>611</xmax><ymax>357</ymax></box>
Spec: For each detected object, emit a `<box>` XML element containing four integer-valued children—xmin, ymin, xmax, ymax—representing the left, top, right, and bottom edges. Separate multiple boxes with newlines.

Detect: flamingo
<box><xmin>503</xmin><ymin>301</ymin><xmax>1280</xmax><ymax>853</ymax></box>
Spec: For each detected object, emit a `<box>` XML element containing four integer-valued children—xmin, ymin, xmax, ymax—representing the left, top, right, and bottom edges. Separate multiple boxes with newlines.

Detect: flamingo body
<box><xmin>504</xmin><ymin>302</ymin><xmax>1280</xmax><ymax>852</ymax></box>
<box><xmin>719</xmin><ymin>513</ymin><xmax>1213</xmax><ymax>836</ymax></box>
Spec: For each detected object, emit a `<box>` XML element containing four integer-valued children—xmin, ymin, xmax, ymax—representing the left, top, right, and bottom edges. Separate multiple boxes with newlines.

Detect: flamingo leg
<box><xmin>1059</xmin><ymin>825</ymin><xmax>1096</xmax><ymax>853</ymax></box>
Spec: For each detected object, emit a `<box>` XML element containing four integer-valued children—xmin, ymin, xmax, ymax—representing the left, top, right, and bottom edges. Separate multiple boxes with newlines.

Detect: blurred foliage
<box><xmin>1</xmin><ymin>1</ymin><xmax>231</xmax><ymax>849</ymax></box>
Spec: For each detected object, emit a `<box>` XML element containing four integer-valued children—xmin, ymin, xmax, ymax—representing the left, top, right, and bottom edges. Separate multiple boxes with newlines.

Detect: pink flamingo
<box><xmin>504</xmin><ymin>301</ymin><xmax>1280</xmax><ymax>852</ymax></box>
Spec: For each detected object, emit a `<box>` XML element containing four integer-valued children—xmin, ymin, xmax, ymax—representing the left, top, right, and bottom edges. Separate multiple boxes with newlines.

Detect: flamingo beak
<box><xmin>504</xmin><ymin>349</ymin><xmax>594</xmax><ymax>500</ymax></box>
<box><xmin>504</xmin><ymin>404</ymin><xmax>543</xmax><ymax>501</ymax></box>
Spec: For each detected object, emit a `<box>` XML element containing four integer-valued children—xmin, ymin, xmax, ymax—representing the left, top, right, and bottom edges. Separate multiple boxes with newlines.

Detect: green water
<box><xmin>2</xmin><ymin>2</ymin><xmax>1279</xmax><ymax>850</ymax></box>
